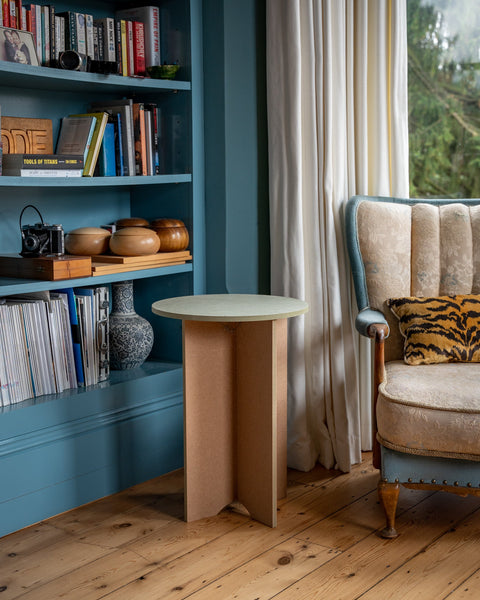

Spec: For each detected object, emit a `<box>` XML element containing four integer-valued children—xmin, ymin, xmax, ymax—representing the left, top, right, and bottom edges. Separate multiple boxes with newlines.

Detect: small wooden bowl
<box><xmin>109</xmin><ymin>227</ymin><xmax>160</xmax><ymax>256</ymax></box>
<box><xmin>150</xmin><ymin>218</ymin><xmax>189</xmax><ymax>252</ymax></box>
<box><xmin>65</xmin><ymin>227</ymin><xmax>111</xmax><ymax>256</ymax></box>
<box><xmin>115</xmin><ymin>217</ymin><xmax>150</xmax><ymax>229</ymax></box>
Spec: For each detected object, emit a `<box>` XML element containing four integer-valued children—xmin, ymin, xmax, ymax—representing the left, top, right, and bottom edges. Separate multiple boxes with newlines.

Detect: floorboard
<box><xmin>1</xmin><ymin>453</ymin><xmax>479</xmax><ymax>600</ymax></box>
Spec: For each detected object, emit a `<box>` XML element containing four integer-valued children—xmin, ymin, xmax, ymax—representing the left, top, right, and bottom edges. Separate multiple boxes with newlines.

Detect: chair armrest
<box><xmin>355</xmin><ymin>308</ymin><xmax>389</xmax><ymax>338</ymax></box>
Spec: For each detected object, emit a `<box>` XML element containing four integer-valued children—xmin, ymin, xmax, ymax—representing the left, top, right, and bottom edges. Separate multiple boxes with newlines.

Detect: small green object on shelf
<box><xmin>147</xmin><ymin>64</ymin><xmax>180</xmax><ymax>80</ymax></box>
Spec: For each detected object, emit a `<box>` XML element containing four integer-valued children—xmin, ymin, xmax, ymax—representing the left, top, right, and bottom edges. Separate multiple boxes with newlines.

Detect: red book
<box><xmin>2</xmin><ymin>0</ymin><xmax>9</xmax><ymax>27</ymax></box>
<box><xmin>133</xmin><ymin>21</ymin><xmax>146</xmax><ymax>76</ymax></box>
<box><xmin>8</xmin><ymin>0</ymin><xmax>15</xmax><ymax>28</ymax></box>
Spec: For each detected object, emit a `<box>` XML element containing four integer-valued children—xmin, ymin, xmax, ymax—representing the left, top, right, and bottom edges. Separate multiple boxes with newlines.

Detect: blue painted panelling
<box><xmin>0</xmin><ymin>371</ymin><xmax>184</xmax><ymax>537</ymax></box>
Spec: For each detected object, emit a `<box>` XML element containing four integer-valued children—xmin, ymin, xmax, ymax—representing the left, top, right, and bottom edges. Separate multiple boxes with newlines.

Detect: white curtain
<box><xmin>266</xmin><ymin>0</ymin><xmax>409</xmax><ymax>472</ymax></box>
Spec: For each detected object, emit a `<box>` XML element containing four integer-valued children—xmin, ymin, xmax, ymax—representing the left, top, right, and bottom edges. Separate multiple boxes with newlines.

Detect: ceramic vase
<box><xmin>109</xmin><ymin>280</ymin><xmax>154</xmax><ymax>370</ymax></box>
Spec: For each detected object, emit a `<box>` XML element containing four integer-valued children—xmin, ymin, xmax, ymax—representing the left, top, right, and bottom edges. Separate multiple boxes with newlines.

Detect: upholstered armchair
<box><xmin>345</xmin><ymin>195</ymin><xmax>480</xmax><ymax>538</ymax></box>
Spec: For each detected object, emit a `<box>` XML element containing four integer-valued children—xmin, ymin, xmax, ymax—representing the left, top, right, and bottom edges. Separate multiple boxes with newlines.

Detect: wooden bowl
<box><xmin>109</xmin><ymin>227</ymin><xmax>160</xmax><ymax>256</ymax></box>
<box><xmin>150</xmin><ymin>218</ymin><xmax>189</xmax><ymax>252</ymax></box>
<box><xmin>115</xmin><ymin>217</ymin><xmax>150</xmax><ymax>229</ymax></box>
<box><xmin>65</xmin><ymin>227</ymin><xmax>111</xmax><ymax>256</ymax></box>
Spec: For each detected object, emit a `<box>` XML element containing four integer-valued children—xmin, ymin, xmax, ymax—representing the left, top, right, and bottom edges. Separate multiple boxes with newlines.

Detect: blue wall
<box><xmin>203</xmin><ymin>0</ymin><xmax>270</xmax><ymax>294</ymax></box>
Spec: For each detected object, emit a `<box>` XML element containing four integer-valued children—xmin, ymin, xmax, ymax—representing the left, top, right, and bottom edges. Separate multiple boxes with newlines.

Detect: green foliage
<box><xmin>408</xmin><ymin>0</ymin><xmax>480</xmax><ymax>198</ymax></box>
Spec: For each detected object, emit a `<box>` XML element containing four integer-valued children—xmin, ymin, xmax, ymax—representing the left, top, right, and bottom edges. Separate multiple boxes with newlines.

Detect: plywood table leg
<box><xmin>182</xmin><ymin>320</ymin><xmax>236</xmax><ymax>522</ymax></box>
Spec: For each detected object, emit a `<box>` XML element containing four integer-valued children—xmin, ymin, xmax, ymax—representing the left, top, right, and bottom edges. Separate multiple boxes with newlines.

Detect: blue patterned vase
<box><xmin>109</xmin><ymin>280</ymin><xmax>154</xmax><ymax>370</ymax></box>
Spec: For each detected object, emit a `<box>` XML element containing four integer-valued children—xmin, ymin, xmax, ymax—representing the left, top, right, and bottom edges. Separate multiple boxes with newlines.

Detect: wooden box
<box><xmin>0</xmin><ymin>254</ymin><xmax>92</xmax><ymax>280</ymax></box>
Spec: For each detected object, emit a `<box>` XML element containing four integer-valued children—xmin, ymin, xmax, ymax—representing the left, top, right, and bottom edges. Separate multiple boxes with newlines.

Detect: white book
<box><xmin>53</xmin><ymin>292</ymin><xmax>78</xmax><ymax>390</ymax></box>
<box><xmin>17</xmin><ymin>170</ymin><xmax>83</xmax><ymax>177</ymax></box>
<box><xmin>7</xmin><ymin>304</ymin><xmax>33</xmax><ymax>402</ymax></box>
<box><xmin>0</xmin><ymin>304</ymin><xmax>15</xmax><ymax>404</ymax></box>
<box><xmin>85</xmin><ymin>14</ymin><xmax>94</xmax><ymax>59</ymax></box>
<box><xmin>76</xmin><ymin>13</ymin><xmax>86</xmax><ymax>55</ymax></box>
<box><xmin>55</xmin><ymin>15</ymin><xmax>65</xmax><ymax>59</ymax></box>
<box><xmin>115</xmin><ymin>6</ymin><xmax>160</xmax><ymax>67</ymax></box>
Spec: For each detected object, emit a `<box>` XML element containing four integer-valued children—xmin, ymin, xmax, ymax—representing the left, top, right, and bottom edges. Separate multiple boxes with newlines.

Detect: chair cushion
<box><xmin>388</xmin><ymin>294</ymin><xmax>480</xmax><ymax>365</ymax></box>
<box><xmin>377</xmin><ymin>361</ymin><xmax>480</xmax><ymax>460</ymax></box>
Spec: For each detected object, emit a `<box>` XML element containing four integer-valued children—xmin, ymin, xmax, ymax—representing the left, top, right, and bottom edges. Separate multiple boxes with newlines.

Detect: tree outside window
<box><xmin>408</xmin><ymin>0</ymin><xmax>480</xmax><ymax>198</ymax></box>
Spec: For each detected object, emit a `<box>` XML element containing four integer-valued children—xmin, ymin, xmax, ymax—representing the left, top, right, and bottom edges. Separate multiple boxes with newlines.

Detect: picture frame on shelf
<box><xmin>0</xmin><ymin>27</ymin><xmax>39</xmax><ymax>66</ymax></box>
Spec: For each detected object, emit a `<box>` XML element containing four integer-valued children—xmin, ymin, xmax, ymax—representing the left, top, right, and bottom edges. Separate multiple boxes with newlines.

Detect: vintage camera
<box><xmin>58</xmin><ymin>50</ymin><xmax>89</xmax><ymax>72</ymax></box>
<box><xmin>20</xmin><ymin>205</ymin><xmax>65</xmax><ymax>257</ymax></box>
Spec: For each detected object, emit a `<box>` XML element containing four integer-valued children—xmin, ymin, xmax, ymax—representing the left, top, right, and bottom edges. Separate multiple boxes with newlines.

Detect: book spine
<box><xmin>21</xmin><ymin>6</ymin><xmax>27</xmax><ymax>30</ymax></box>
<box><xmin>98</xmin><ymin>122</ymin><xmax>116</xmax><ymax>177</ymax></box>
<box><xmin>120</xmin><ymin>20</ymin><xmax>127</xmax><ymax>77</ymax></box>
<box><xmin>85</xmin><ymin>13</ymin><xmax>94</xmax><ymax>60</ymax></box>
<box><xmin>1</xmin><ymin>0</ymin><xmax>8</xmax><ymax>28</ymax></box>
<box><xmin>9</xmin><ymin>0</ymin><xmax>15</xmax><ymax>29</ymax></box>
<box><xmin>126</xmin><ymin>19</ymin><xmax>134</xmax><ymax>77</ymax></box>
<box><xmin>49</xmin><ymin>4</ymin><xmax>56</xmax><ymax>66</ymax></box>
<box><xmin>76</xmin><ymin>12</ymin><xmax>86</xmax><ymax>56</ymax></box>
<box><xmin>146</xmin><ymin>6</ymin><xmax>160</xmax><ymax>67</ymax></box>
<box><xmin>14</xmin><ymin>0</ymin><xmax>21</xmax><ymax>28</ymax></box>
<box><xmin>55</xmin><ymin>15</ymin><xmax>65</xmax><ymax>59</ymax></box>
<box><xmin>133</xmin><ymin>21</ymin><xmax>145</xmax><ymax>76</ymax></box>
<box><xmin>114</xmin><ymin>112</ymin><xmax>124</xmax><ymax>176</ymax></box>
<box><xmin>35</xmin><ymin>5</ymin><xmax>42</xmax><ymax>61</ymax></box>
<box><xmin>58</xmin><ymin>11</ymin><xmax>77</xmax><ymax>52</ymax></box>
<box><xmin>115</xmin><ymin>19</ymin><xmax>122</xmax><ymax>75</ymax></box>
<box><xmin>16</xmin><ymin>170</ymin><xmax>83</xmax><ymax>177</ymax></box>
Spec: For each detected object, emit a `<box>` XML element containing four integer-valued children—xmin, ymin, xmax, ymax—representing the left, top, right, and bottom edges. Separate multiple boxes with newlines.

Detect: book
<box><xmin>85</xmin><ymin>13</ymin><xmax>94</xmax><ymax>60</ymax></box>
<box><xmin>13</xmin><ymin>169</ymin><xmax>83</xmax><ymax>177</ymax></box>
<box><xmin>2</xmin><ymin>153</ymin><xmax>84</xmax><ymax>171</ymax></box>
<box><xmin>126</xmin><ymin>19</ymin><xmax>134</xmax><ymax>76</ymax></box>
<box><xmin>56</xmin><ymin>288</ymin><xmax>84</xmax><ymax>386</ymax></box>
<box><xmin>145</xmin><ymin>102</ymin><xmax>160</xmax><ymax>174</ymax></box>
<box><xmin>93</xmin><ymin>16</ymin><xmax>115</xmax><ymax>62</ymax></box>
<box><xmin>98</xmin><ymin>121</ymin><xmax>116</xmax><ymax>176</ymax></box>
<box><xmin>120</xmin><ymin>19</ymin><xmax>127</xmax><ymax>76</ymax></box>
<box><xmin>115</xmin><ymin>6</ymin><xmax>160</xmax><ymax>68</ymax></box>
<box><xmin>56</xmin><ymin>10</ymin><xmax>77</xmax><ymax>52</ymax></box>
<box><xmin>56</xmin><ymin>116</ymin><xmax>96</xmax><ymax>165</ymax></box>
<box><xmin>69</xmin><ymin>112</ymin><xmax>108</xmax><ymax>176</ymax></box>
<box><xmin>132</xmin><ymin>102</ymin><xmax>147</xmax><ymax>175</ymax></box>
<box><xmin>89</xmin><ymin>99</ymin><xmax>135</xmax><ymax>176</ymax></box>
<box><xmin>132</xmin><ymin>21</ymin><xmax>146</xmax><ymax>76</ymax></box>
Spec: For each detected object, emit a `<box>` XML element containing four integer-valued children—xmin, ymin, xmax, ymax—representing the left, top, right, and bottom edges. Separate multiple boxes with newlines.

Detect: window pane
<box><xmin>408</xmin><ymin>0</ymin><xmax>480</xmax><ymax>198</ymax></box>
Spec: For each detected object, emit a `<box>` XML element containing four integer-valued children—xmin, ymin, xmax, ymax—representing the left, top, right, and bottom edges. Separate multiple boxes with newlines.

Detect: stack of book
<box><xmin>1</xmin><ymin>4</ymin><xmax>162</xmax><ymax>74</ymax></box>
<box><xmin>0</xmin><ymin>286</ymin><xmax>109</xmax><ymax>406</ymax></box>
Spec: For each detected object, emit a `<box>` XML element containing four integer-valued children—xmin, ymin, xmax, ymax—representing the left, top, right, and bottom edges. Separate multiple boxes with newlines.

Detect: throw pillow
<box><xmin>387</xmin><ymin>294</ymin><xmax>480</xmax><ymax>365</ymax></box>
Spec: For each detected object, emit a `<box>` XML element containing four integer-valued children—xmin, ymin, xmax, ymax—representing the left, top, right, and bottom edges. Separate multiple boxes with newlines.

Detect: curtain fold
<box><xmin>266</xmin><ymin>0</ymin><xmax>409</xmax><ymax>472</ymax></box>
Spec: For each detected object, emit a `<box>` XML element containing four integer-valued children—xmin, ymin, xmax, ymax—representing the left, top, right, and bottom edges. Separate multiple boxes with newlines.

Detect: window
<box><xmin>408</xmin><ymin>0</ymin><xmax>480</xmax><ymax>198</ymax></box>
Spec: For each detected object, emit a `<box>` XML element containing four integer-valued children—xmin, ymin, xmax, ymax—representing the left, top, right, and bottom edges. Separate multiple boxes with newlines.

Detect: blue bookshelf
<box><xmin>0</xmin><ymin>0</ymin><xmax>204</xmax><ymax>537</ymax></box>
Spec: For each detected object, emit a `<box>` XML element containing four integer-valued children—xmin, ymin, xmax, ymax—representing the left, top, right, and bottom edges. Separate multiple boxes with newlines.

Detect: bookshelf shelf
<box><xmin>0</xmin><ymin>174</ymin><xmax>192</xmax><ymax>187</ymax></box>
<box><xmin>0</xmin><ymin>62</ymin><xmax>191</xmax><ymax>93</ymax></box>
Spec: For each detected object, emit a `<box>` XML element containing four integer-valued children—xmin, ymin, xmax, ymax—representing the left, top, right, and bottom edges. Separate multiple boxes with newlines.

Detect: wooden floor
<box><xmin>2</xmin><ymin>453</ymin><xmax>480</xmax><ymax>599</ymax></box>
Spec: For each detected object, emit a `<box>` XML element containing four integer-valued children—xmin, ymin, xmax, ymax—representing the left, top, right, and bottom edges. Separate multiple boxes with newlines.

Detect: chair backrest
<box><xmin>345</xmin><ymin>196</ymin><xmax>480</xmax><ymax>361</ymax></box>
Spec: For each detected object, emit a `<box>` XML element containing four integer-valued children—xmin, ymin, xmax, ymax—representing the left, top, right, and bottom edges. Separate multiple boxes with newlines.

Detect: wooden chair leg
<box><xmin>378</xmin><ymin>479</ymin><xmax>400</xmax><ymax>538</ymax></box>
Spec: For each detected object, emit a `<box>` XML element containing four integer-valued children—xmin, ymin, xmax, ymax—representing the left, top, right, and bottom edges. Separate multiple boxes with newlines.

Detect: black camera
<box><xmin>58</xmin><ymin>50</ymin><xmax>88</xmax><ymax>71</ymax></box>
<box><xmin>20</xmin><ymin>205</ymin><xmax>65</xmax><ymax>257</ymax></box>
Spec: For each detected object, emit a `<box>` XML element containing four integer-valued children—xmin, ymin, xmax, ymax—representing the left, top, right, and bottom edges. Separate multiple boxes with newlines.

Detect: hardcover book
<box><xmin>69</xmin><ymin>112</ymin><xmax>109</xmax><ymax>176</ymax></box>
<box><xmin>115</xmin><ymin>6</ymin><xmax>160</xmax><ymax>67</ymax></box>
<box><xmin>56</xmin><ymin>116</ymin><xmax>96</xmax><ymax>164</ymax></box>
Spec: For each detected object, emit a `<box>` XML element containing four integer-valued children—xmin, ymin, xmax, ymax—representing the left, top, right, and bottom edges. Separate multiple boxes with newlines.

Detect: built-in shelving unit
<box><xmin>0</xmin><ymin>0</ymin><xmax>204</xmax><ymax>537</ymax></box>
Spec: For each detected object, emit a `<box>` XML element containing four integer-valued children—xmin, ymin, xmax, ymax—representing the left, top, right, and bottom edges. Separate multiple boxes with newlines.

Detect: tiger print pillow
<box><xmin>387</xmin><ymin>295</ymin><xmax>480</xmax><ymax>365</ymax></box>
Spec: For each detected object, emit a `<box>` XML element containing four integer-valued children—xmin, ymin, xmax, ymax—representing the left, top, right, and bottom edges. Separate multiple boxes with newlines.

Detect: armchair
<box><xmin>345</xmin><ymin>195</ymin><xmax>480</xmax><ymax>538</ymax></box>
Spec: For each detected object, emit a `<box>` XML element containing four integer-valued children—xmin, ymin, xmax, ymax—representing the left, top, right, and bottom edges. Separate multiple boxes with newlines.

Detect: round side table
<box><xmin>152</xmin><ymin>293</ymin><xmax>308</xmax><ymax>527</ymax></box>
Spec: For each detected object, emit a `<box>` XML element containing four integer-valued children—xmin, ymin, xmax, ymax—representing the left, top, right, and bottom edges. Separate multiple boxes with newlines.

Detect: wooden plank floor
<box><xmin>2</xmin><ymin>452</ymin><xmax>480</xmax><ymax>599</ymax></box>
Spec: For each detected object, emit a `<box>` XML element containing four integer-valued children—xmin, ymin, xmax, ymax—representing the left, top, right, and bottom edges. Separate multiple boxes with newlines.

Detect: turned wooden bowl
<box><xmin>115</xmin><ymin>217</ymin><xmax>150</xmax><ymax>229</ymax></box>
<box><xmin>150</xmin><ymin>218</ymin><xmax>189</xmax><ymax>252</ymax></box>
<box><xmin>65</xmin><ymin>227</ymin><xmax>111</xmax><ymax>256</ymax></box>
<box><xmin>109</xmin><ymin>227</ymin><xmax>160</xmax><ymax>256</ymax></box>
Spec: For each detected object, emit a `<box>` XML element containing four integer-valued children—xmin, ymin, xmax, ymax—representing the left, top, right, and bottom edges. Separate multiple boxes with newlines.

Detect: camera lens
<box><xmin>58</xmin><ymin>50</ymin><xmax>83</xmax><ymax>71</ymax></box>
<box><xmin>24</xmin><ymin>234</ymin><xmax>40</xmax><ymax>252</ymax></box>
